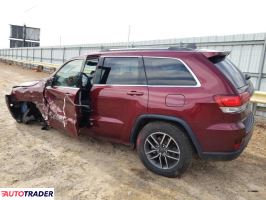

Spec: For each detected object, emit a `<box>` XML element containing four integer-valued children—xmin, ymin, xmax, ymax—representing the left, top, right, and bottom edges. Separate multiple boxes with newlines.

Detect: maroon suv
<box><xmin>6</xmin><ymin>47</ymin><xmax>254</xmax><ymax>177</ymax></box>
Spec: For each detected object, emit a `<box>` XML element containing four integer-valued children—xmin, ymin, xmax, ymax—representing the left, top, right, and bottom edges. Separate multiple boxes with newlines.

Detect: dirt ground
<box><xmin>0</xmin><ymin>62</ymin><xmax>265</xmax><ymax>200</ymax></box>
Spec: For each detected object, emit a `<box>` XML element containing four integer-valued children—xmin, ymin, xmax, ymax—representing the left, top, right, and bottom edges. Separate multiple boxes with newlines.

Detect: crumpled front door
<box><xmin>44</xmin><ymin>86</ymin><xmax>80</xmax><ymax>136</ymax></box>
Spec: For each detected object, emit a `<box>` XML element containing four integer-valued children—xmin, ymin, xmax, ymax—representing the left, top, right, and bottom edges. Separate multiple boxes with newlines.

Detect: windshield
<box><xmin>213</xmin><ymin>58</ymin><xmax>247</xmax><ymax>89</ymax></box>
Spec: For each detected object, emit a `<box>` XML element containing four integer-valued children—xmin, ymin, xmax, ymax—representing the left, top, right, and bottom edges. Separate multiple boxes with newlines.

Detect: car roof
<box><xmin>75</xmin><ymin>47</ymin><xmax>230</xmax><ymax>60</ymax></box>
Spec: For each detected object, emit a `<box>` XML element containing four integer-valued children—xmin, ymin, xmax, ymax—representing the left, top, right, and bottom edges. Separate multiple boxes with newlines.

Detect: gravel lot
<box><xmin>0</xmin><ymin>62</ymin><xmax>266</xmax><ymax>200</ymax></box>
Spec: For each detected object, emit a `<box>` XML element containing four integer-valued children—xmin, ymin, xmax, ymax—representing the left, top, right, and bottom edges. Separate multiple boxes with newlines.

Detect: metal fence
<box><xmin>0</xmin><ymin>32</ymin><xmax>266</xmax><ymax>92</ymax></box>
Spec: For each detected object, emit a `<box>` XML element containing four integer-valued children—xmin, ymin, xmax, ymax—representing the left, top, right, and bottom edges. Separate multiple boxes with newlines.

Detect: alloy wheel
<box><xmin>144</xmin><ymin>132</ymin><xmax>180</xmax><ymax>169</ymax></box>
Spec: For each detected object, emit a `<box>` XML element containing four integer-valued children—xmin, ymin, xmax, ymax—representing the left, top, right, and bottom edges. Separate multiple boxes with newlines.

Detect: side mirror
<box><xmin>45</xmin><ymin>77</ymin><xmax>54</xmax><ymax>87</ymax></box>
<box><xmin>80</xmin><ymin>73</ymin><xmax>92</xmax><ymax>89</ymax></box>
<box><xmin>81</xmin><ymin>73</ymin><xmax>89</xmax><ymax>87</ymax></box>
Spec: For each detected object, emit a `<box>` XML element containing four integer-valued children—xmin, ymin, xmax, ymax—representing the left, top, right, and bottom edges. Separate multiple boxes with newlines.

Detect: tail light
<box><xmin>214</xmin><ymin>92</ymin><xmax>250</xmax><ymax>113</ymax></box>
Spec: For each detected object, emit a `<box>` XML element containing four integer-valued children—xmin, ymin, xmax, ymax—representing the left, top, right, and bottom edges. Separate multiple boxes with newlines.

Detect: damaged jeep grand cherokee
<box><xmin>6</xmin><ymin>48</ymin><xmax>255</xmax><ymax>177</ymax></box>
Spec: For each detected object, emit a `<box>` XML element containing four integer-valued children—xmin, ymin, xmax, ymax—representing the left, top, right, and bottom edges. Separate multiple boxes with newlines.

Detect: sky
<box><xmin>0</xmin><ymin>0</ymin><xmax>266</xmax><ymax>48</ymax></box>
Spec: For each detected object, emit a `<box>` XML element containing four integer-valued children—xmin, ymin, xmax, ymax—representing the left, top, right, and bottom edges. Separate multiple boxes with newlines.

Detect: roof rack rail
<box><xmin>100</xmin><ymin>47</ymin><xmax>168</xmax><ymax>52</ymax></box>
<box><xmin>100</xmin><ymin>44</ymin><xmax>197</xmax><ymax>52</ymax></box>
<box><xmin>168</xmin><ymin>43</ymin><xmax>197</xmax><ymax>50</ymax></box>
<box><xmin>168</xmin><ymin>47</ymin><xmax>194</xmax><ymax>51</ymax></box>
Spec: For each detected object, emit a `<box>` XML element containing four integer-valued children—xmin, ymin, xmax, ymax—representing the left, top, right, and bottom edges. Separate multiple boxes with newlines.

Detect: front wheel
<box><xmin>137</xmin><ymin>121</ymin><xmax>193</xmax><ymax>177</ymax></box>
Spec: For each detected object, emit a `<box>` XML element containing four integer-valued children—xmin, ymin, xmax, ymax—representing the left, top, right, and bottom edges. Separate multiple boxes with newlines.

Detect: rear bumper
<box><xmin>201</xmin><ymin>112</ymin><xmax>254</xmax><ymax>160</ymax></box>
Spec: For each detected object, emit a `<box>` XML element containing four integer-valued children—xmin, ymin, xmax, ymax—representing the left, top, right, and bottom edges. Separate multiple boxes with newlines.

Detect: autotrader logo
<box><xmin>0</xmin><ymin>188</ymin><xmax>54</xmax><ymax>200</ymax></box>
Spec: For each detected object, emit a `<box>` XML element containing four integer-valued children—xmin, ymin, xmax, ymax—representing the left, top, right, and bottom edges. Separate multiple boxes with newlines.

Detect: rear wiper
<box><xmin>244</xmin><ymin>74</ymin><xmax>251</xmax><ymax>80</ymax></box>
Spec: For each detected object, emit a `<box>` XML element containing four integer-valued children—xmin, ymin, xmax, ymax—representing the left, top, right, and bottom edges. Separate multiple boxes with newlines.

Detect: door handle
<box><xmin>127</xmin><ymin>91</ymin><xmax>144</xmax><ymax>96</ymax></box>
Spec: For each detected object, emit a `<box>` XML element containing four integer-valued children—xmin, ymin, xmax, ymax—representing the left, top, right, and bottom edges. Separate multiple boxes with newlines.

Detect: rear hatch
<box><xmin>206</xmin><ymin>52</ymin><xmax>254</xmax><ymax>133</ymax></box>
<box><xmin>202</xmin><ymin>51</ymin><xmax>254</xmax><ymax>113</ymax></box>
<box><xmin>209</xmin><ymin>55</ymin><xmax>254</xmax><ymax>94</ymax></box>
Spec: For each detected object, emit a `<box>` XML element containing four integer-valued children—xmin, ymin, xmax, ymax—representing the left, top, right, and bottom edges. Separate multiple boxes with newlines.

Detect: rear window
<box><xmin>97</xmin><ymin>57</ymin><xmax>146</xmax><ymax>85</ymax></box>
<box><xmin>212</xmin><ymin>58</ymin><xmax>247</xmax><ymax>89</ymax></box>
<box><xmin>144</xmin><ymin>57</ymin><xmax>197</xmax><ymax>86</ymax></box>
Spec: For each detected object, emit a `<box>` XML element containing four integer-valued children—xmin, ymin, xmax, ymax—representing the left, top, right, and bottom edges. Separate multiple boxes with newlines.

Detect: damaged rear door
<box><xmin>44</xmin><ymin>59</ymin><xmax>84</xmax><ymax>136</ymax></box>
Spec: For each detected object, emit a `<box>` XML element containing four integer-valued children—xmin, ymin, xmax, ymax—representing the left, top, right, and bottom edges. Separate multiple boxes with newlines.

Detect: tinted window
<box><xmin>97</xmin><ymin>57</ymin><xmax>146</xmax><ymax>85</ymax></box>
<box><xmin>53</xmin><ymin>59</ymin><xmax>83</xmax><ymax>87</ymax></box>
<box><xmin>213</xmin><ymin>58</ymin><xmax>247</xmax><ymax>89</ymax></box>
<box><xmin>144</xmin><ymin>58</ymin><xmax>197</xmax><ymax>86</ymax></box>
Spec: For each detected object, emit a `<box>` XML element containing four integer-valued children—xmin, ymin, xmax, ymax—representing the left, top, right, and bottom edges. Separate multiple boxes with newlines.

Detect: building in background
<box><xmin>9</xmin><ymin>25</ymin><xmax>40</xmax><ymax>48</ymax></box>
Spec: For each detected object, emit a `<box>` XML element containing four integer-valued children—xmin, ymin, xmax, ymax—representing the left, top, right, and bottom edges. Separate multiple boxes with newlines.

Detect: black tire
<box><xmin>137</xmin><ymin>121</ymin><xmax>193</xmax><ymax>177</ymax></box>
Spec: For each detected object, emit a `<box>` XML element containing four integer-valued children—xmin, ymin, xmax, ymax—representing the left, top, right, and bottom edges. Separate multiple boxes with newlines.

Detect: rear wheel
<box><xmin>137</xmin><ymin>121</ymin><xmax>193</xmax><ymax>177</ymax></box>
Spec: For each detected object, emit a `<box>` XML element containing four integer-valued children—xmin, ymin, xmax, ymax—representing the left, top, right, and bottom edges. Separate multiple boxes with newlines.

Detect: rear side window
<box><xmin>144</xmin><ymin>57</ymin><xmax>197</xmax><ymax>86</ymax></box>
<box><xmin>97</xmin><ymin>57</ymin><xmax>146</xmax><ymax>85</ymax></box>
<box><xmin>213</xmin><ymin>58</ymin><xmax>247</xmax><ymax>89</ymax></box>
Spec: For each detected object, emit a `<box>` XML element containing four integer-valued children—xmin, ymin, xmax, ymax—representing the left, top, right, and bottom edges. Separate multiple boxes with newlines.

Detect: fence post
<box><xmin>256</xmin><ymin>36</ymin><xmax>266</xmax><ymax>90</ymax></box>
<box><xmin>79</xmin><ymin>47</ymin><xmax>82</xmax><ymax>56</ymax></box>
<box><xmin>40</xmin><ymin>48</ymin><xmax>43</xmax><ymax>62</ymax></box>
<box><xmin>33</xmin><ymin>49</ymin><xmax>35</xmax><ymax>61</ymax></box>
<box><xmin>253</xmin><ymin>35</ymin><xmax>266</xmax><ymax>115</ymax></box>
<box><xmin>62</xmin><ymin>47</ymin><xmax>65</xmax><ymax>63</ymax></box>
<box><xmin>50</xmin><ymin>48</ymin><xmax>53</xmax><ymax>63</ymax></box>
